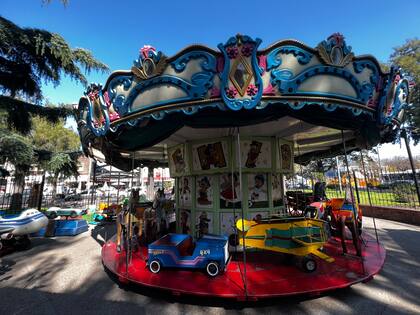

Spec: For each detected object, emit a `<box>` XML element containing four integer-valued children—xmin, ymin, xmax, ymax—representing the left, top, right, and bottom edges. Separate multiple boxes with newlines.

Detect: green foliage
<box><xmin>389</xmin><ymin>38</ymin><xmax>420</xmax><ymax>143</ymax></box>
<box><xmin>0</xmin><ymin>132</ymin><xmax>34</xmax><ymax>171</ymax></box>
<box><xmin>46</xmin><ymin>152</ymin><xmax>79</xmax><ymax>179</ymax></box>
<box><xmin>0</xmin><ymin>96</ymin><xmax>75</xmax><ymax>134</ymax></box>
<box><xmin>0</xmin><ymin>15</ymin><xmax>108</xmax><ymax>133</ymax></box>
<box><xmin>0</xmin><ymin>16</ymin><xmax>109</xmax><ymax>99</ymax></box>
<box><xmin>31</xmin><ymin>116</ymin><xmax>80</xmax><ymax>152</ymax></box>
<box><xmin>392</xmin><ymin>182</ymin><xmax>417</xmax><ymax>204</ymax></box>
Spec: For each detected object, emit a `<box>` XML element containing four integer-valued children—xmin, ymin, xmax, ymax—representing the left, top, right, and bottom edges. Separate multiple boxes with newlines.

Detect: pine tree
<box><xmin>0</xmin><ymin>15</ymin><xmax>109</xmax><ymax>133</ymax></box>
<box><xmin>0</xmin><ymin>15</ymin><xmax>108</xmax><ymax>210</ymax></box>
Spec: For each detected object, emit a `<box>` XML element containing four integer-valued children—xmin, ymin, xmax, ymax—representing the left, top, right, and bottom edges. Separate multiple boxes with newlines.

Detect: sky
<box><xmin>1</xmin><ymin>0</ymin><xmax>420</xmax><ymax>158</ymax></box>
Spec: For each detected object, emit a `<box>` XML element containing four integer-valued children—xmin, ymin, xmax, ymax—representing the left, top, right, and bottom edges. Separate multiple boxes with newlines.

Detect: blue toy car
<box><xmin>147</xmin><ymin>233</ymin><xmax>229</xmax><ymax>277</ymax></box>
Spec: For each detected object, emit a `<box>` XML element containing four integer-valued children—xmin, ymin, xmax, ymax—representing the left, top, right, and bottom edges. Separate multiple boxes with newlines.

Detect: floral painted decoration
<box><xmin>246</xmin><ymin>84</ymin><xmax>258</xmax><ymax>96</ymax></box>
<box><xmin>226</xmin><ymin>46</ymin><xmax>239</xmax><ymax>59</ymax></box>
<box><xmin>241</xmin><ymin>43</ymin><xmax>254</xmax><ymax>57</ymax></box>
<box><xmin>225</xmin><ymin>87</ymin><xmax>238</xmax><ymax>98</ymax></box>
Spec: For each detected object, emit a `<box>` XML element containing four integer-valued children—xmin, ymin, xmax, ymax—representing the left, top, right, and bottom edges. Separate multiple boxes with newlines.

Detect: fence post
<box><xmin>401</xmin><ymin>129</ymin><xmax>420</xmax><ymax>206</ymax></box>
<box><xmin>90</xmin><ymin>160</ymin><xmax>97</xmax><ymax>205</ymax></box>
<box><xmin>360</xmin><ymin>149</ymin><xmax>379</xmax><ymax>243</ymax></box>
<box><xmin>37</xmin><ymin>171</ymin><xmax>46</xmax><ymax>211</ymax></box>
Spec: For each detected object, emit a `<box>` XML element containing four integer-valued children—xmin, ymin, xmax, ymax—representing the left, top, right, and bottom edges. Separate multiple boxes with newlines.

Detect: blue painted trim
<box><xmin>378</xmin><ymin>77</ymin><xmax>409</xmax><ymax>125</ymax></box>
<box><xmin>260</xmin><ymin>100</ymin><xmax>372</xmax><ymax>118</ymax></box>
<box><xmin>105</xmin><ymin>51</ymin><xmax>217</xmax><ymax>123</ymax></box>
<box><xmin>84</xmin><ymin>89</ymin><xmax>111</xmax><ymax>137</ymax></box>
<box><xmin>107</xmin><ymin>98</ymin><xmax>373</xmax><ymax>133</ymax></box>
<box><xmin>353</xmin><ymin>60</ymin><xmax>379</xmax><ymax>86</ymax></box>
<box><xmin>270</xmin><ymin>64</ymin><xmax>374</xmax><ymax>103</ymax></box>
<box><xmin>107</xmin><ymin>76</ymin><xmax>132</xmax><ymax>116</ymax></box>
<box><xmin>218</xmin><ymin>36</ymin><xmax>264</xmax><ymax>111</ymax></box>
<box><xmin>171</xmin><ymin>50</ymin><xmax>217</xmax><ymax>73</ymax></box>
<box><xmin>124</xmin><ymin>74</ymin><xmax>214</xmax><ymax>114</ymax></box>
<box><xmin>266</xmin><ymin>45</ymin><xmax>313</xmax><ymax>70</ymax></box>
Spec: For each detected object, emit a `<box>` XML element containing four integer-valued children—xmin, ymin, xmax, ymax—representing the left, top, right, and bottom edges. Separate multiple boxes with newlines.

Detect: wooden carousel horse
<box><xmin>116</xmin><ymin>189</ymin><xmax>148</xmax><ymax>252</ymax></box>
<box><xmin>153</xmin><ymin>188</ymin><xmax>167</xmax><ymax>237</ymax></box>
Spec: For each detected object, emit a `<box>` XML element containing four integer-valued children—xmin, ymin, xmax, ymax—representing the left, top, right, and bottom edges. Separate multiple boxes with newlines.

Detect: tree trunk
<box><xmin>9</xmin><ymin>170</ymin><xmax>25</xmax><ymax>212</ymax></box>
<box><xmin>51</xmin><ymin>175</ymin><xmax>58</xmax><ymax>199</ymax></box>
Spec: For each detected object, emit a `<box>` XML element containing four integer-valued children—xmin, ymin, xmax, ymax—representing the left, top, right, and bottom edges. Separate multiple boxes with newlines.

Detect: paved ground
<box><xmin>0</xmin><ymin>218</ymin><xmax>419</xmax><ymax>315</ymax></box>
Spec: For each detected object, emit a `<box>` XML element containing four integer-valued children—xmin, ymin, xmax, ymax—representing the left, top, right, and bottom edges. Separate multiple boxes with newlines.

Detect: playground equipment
<box><xmin>77</xmin><ymin>33</ymin><xmax>409</xmax><ymax>300</ymax></box>
<box><xmin>236</xmin><ymin>216</ymin><xmax>333</xmax><ymax>272</ymax></box>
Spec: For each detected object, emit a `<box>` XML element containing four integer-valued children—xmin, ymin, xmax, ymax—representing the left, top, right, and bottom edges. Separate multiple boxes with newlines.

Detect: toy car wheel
<box><xmin>206</xmin><ymin>261</ymin><xmax>219</xmax><ymax>277</ymax></box>
<box><xmin>149</xmin><ymin>260</ymin><xmax>161</xmax><ymax>274</ymax></box>
<box><xmin>49</xmin><ymin>211</ymin><xmax>57</xmax><ymax>219</ymax></box>
<box><xmin>70</xmin><ymin>211</ymin><xmax>77</xmax><ymax>218</ymax></box>
<box><xmin>302</xmin><ymin>256</ymin><xmax>317</xmax><ymax>272</ymax></box>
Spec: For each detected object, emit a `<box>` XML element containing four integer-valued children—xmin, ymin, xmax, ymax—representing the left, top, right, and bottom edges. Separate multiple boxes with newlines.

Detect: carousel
<box><xmin>76</xmin><ymin>33</ymin><xmax>409</xmax><ymax>299</ymax></box>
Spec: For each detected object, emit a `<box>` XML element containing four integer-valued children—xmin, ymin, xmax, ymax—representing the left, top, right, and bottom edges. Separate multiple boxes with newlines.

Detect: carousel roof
<box><xmin>77</xmin><ymin>33</ymin><xmax>410</xmax><ymax>170</ymax></box>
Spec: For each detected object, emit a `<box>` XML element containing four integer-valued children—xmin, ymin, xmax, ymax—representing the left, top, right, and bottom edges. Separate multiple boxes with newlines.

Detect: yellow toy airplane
<box><xmin>236</xmin><ymin>216</ymin><xmax>334</xmax><ymax>272</ymax></box>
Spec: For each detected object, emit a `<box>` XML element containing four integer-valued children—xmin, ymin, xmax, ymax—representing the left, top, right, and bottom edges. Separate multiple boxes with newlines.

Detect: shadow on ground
<box><xmin>0</xmin><ymin>219</ymin><xmax>418</xmax><ymax>314</ymax></box>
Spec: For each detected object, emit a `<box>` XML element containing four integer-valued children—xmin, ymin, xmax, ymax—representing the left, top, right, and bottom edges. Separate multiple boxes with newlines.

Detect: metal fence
<box><xmin>1</xmin><ymin>163</ymin><xmax>420</xmax><ymax>212</ymax></box>
<box><xmin>0</xmin><ymin>176</ymin><xmax>126</xmax><ymax>212</ymax></box>
<box><xmin>316</xmin><ymin>166</ymin><xmax>420</xmax><ymax>209</ymax></box>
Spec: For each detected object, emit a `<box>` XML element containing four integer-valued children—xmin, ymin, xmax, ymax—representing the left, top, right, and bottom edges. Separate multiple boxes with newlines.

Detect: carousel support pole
<box><xmin>116</xmin><ymin>172</ymin><xmax>121</xmax><ymax>203</ymax></box>
<box><xmin>341</xmin><ymin>131</ymin><xmax>357</xmax><ymax>217</ymax></box>
<box><xmin>107</xmin><ymin>164</ymin><xmax>111</xmax><ymax>207</ymax></box>
<box><xmin>401</xmin><ymin>129</ymin><xmax>420</xmax><ymax>206</ymax></box>
<box><xmin>126</xmin><ymin>152</ymin><xmax>135</xmax><ymax>274</ymax></box>
<box><xmin>342</xmin><ymin>130</ymin><xmax>361</xmax><ymax>256</ymax></box>
<box><xmin>297</xmin><ymin>144</ymin><xmax>306</xmax><ymax>212</ymax></box>
<box><xmin>336</xmin><ymin>156</ymin><xmax>343</xmax><ymax>193</ymax></box>
<box><xmin>90</xmin><ymin>160</ymin><xmax>97</xmax><ymax>205</ymax></box>
<box><xmin>376</xmin><ymin>145</ymin><xmax>384</xmax><ymax>180</ymax></box>
<box><xmin>129</xmin><ymin>152</ymin><xmax>136</xmax><ymax>263</ymax></box>
<box><xmin>352</xmin><ymin>170</ymin><xmax>360</xmax><ymax>204</ymax></box>
<box><xmin>230</xmin><ymin>136</ymin><xmax>238</xmax><ymax>257</ymax></box>
<box><xmin>236</xmin><ymin>128</ymin><xmax>248</xmax><ymax>299</ymax></box>
<box><xmin>360</xmin><ymin>150</ymin><xmax>379</xmax><ymax>243</ymax></box>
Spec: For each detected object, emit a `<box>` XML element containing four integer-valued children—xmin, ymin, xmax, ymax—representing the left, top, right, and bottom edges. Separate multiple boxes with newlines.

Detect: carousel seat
<box><xmin>177</xmin><ymin>236</ymin><xmax>195</xmax><ymax>256</ymax></box>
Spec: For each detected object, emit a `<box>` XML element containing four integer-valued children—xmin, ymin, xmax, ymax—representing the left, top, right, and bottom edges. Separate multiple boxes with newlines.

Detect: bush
<box><xmin>392</xmin><ymin>183</ymin><xmax>416</xmax><ymax>203</ymax></box>
<box><xmin>376</xmin><ymin>183</ymin><xmax>391</xmax><ymax>190</ymax></box>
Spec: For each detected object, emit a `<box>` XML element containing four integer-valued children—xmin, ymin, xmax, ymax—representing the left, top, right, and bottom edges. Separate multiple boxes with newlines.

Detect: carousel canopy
<box><xmin>77</xmin><ymin>33</ymin><xmax>410</xmax><ymax>170</ymax></box>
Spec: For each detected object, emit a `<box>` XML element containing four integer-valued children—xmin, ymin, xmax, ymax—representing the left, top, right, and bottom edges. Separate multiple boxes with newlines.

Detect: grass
<box><xmin>326</xmin><ymin>189</ymin><xmax>419</xmax><ymax>208</ymax></box>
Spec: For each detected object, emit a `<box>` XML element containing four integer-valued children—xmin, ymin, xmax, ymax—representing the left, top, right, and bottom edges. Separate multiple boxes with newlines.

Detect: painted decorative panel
<box><xmin>196</xmin><ymin>175</ymin><xmax>214</xmax><ymax>209</ymax></box>
<box><xmin>168</xmin><ymin>144</ymin><xmax>189</xmax><ymax>177</ymax></box>
<box><xmin>180</xmin><ymin>208</ymin><xmax>192</xmax><ymax>235</ymax></box>
<box><xmin>179</xmin><ymin>176</ymin><xmax>193</xmax><ymax>208</ymax></box>
<box><xmin>272</xmin><ymin>173</ymin><xmax>284</xmax><ymax>207</ymax></box>
<box><xmin>248</xmin><ymin>173</ymin><xmax>269</xmax><ymax>208</ymax></box>
<box><xmin>195</xmin><ymin>210</ymin><xmax>214</xmax><ymax>236</ymax></box>
<box><xmin>191</xmin><ymin>139</ymin><xmax>229</xmax><ymax>173</ymax></box>
<box><xmin>278</xmin><ymin>139</ymin><xmax>294</xmax><ymax>173</ymax></box>
<box><xmin>220</xmin><ymin>212</ymin><xmax>240</xmax><ymax>237</ymax></box>
<box><xmin>238</xmin><ymin>138</ymin><xmax>272</xmax><ymax>171</ymax></box>
<box><xmin>219</xmin><ymin>173</ymin><xmax>242</xmax><ymax>209</ymax></box>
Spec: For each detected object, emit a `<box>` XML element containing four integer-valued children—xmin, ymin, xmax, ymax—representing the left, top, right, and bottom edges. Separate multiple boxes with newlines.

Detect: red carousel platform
<box><xmin>102</xmin><ymin>232</ymin><xmax>385</xmax><ymax>300</ymax></box>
